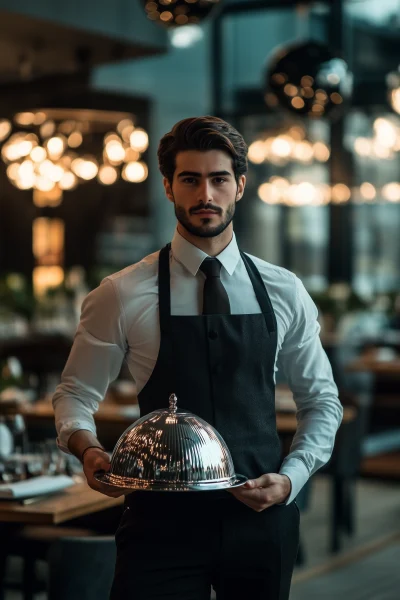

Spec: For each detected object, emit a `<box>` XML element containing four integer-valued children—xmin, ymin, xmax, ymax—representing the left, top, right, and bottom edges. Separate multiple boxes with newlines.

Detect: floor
<box><xmin>291</xmin><ymin>538</ymin><xmax>400</xmax><ymax>600</ymax></box>
<box><xmin>295</xmin><ymin>474</ymin><xmax>400</xmax><ymax>572</ymax></box>
<box><xmin>3</xmin><ymin>474</ymin><xmax>400</xmax><ymax>599</ymax></box>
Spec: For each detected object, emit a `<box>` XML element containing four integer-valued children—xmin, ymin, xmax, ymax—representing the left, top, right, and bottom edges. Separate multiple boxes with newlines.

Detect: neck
<box><xmin>176</xmin><ymin>223</ymin><xmax>234</xmax><ymax>256</ymax></box>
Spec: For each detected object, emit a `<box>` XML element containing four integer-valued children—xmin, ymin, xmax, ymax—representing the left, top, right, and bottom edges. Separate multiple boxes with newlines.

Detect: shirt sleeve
<box><xmin>52</xmin><ymin>278</ymin><xmax>127</xmax><ymax>453</ymax></box>
<box><xmin>277</xmin><ymin>276</ymin><xmax>343</xmax><ymax>504</ymax></box>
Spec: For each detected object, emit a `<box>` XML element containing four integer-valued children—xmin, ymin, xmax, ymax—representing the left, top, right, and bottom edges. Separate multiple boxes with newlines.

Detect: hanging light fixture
<box><xmin>0</xmin><ymin>108</ymin><xmax>149</xmax><ymax>204</ymax></box>
<box><xmin>265</xmin><ymin>41</ymin><xmax>353</xmax><ymax>120</ymax></box>
<box><xmin>141</xmin><ymin>0</ymin><xmax>222</xmax><ymax>29</ymax></box>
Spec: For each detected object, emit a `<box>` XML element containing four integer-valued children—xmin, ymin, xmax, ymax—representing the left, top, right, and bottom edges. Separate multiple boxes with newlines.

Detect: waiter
<box><xmin>53</xmin><ymin>116</ymin><xmax>343</xmax><ymax>600</ymax></box>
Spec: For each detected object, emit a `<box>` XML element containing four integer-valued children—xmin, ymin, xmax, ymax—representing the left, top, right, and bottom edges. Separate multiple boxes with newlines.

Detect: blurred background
<box><xmin>0</xmin><ymin>1</ymin><xmax>400</xmax><ymax>599</ymax></box>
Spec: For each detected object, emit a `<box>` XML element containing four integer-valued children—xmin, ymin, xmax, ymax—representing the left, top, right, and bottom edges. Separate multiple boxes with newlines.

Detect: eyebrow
<box><xmin>177</xmin><ymin>170</ymin><xmax>232</xmax><ymax>179</ymax></box>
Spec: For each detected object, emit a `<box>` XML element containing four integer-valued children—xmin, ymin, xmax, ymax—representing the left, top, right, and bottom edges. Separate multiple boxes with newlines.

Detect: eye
<box><xmin>214</xmin><ymin>177</ymin><xmax>227</xmax><ymax>184</ymax></box>
<box><xmin>182</xmin><ymin>177</ymin><xmax>197</xmax><ymax>184</ymax></box>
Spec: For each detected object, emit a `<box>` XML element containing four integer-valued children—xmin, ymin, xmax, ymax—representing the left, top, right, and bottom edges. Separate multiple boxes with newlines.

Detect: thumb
<box><xmin>243</xmin><ymin>479</ymin><xmax>255</xmax><ymax>489</ymax></box>
<box><xmin>245</xmin><ymin>474</ymin><xmax>272</xmax><ymax>489</ymax></box>
<box><xmin>93</xmin><ymin>454</ymin><xmax>111</xmax><ymax>472</ymax></box>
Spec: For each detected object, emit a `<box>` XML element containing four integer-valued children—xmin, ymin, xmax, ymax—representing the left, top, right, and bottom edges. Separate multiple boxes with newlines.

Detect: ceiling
<box><xmin>0</xmin><ymin>4</ymin><xmax>168</xmax><ymax>82</ymax></box>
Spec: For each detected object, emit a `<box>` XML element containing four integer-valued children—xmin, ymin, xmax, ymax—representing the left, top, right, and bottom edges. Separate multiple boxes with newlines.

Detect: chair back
<box><xmin>47</xmin><ymin>535</ymin><xmax>116</xmax><ymax>600</ymax></box>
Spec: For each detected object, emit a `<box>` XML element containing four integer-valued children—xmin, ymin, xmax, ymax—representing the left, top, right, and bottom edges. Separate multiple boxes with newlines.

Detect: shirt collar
<box><xmin>171</xmin><ymin>229</ymin><xmax>241</xmax><ymax>276</ymax></box>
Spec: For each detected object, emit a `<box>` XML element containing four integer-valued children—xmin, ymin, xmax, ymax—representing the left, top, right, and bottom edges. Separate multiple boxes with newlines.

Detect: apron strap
<box><xmin>158</xmin><ymin>244</ymin><xmax>176</xmax><ymax>396</ymax></box>
<box><xmin>158</xmin><ymin>243</ymin><xmax>172</xmax><ymax>334</ymax></box>
<box><xmin>240</xmin><ymin>252</ymin><xmax>277</xmax><ymax>335</ymax></box>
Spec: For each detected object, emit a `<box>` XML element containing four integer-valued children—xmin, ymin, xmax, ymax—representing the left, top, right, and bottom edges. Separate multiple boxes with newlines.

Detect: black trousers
<box><xmin>110</xmin><ymin>492</ymin><xmax>299</xmax><ymax>600</ymax></box>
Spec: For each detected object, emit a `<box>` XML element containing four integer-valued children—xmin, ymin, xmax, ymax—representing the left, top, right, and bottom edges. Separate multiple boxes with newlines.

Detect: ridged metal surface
<box><xmin>95</xmin><ymin>394</ymin><xmax>247</xmax><ymax>492</ymax></box>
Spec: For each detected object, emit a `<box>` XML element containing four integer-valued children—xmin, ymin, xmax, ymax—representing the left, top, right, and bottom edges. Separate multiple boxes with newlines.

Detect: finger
<box><xmin>231</xmin><ymin>487</ymin><xmax>265</xmax><ymax>501</ymax></box>
<box><xmin>92</xmin><ymin>457</ymin><xmax>111</xmax><ymax>471</ymax></box>
<box><xmin>240</xmin><ymin>495</ymin><xmax>276</xmax><ymax>512</ymax></box>
<box><xmin>85</xmin><ymin>469</ymin><xmax>111</xmax><ymax>490</ymax></box>
<box><xmin>87</xmin><ymin>478</ymin><xmax>124</xmax><ymax>497</ymax></box>
<box><xmin>85</xmin><ymin>473</ymin><xmax>107</xmax><ymax>492</ymax></box>
<box><xmin>91</xmin><ymin>473</ymin><xmax>126</xmax><ymax>497</ymax></box>
<box><xmin>231</xmin><ymin>486</ymin><xmax>275</xmax><ymax>508</ymax></box>
<box><xmin>245</xmin><ymin>474</ymin><xmax>274</xmax><ymax>489</ymax></box>
<box><xmin>242</xmin><ymin>480</ymin><xmax>255</xmax><ymax>489</ymax></box>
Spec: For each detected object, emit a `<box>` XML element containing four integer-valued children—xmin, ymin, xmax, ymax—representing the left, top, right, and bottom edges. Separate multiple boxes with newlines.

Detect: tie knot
<box><xmin>200</xmin><ymin>257</ymin><xmax>222</xmax><ymax>278</ymax></box>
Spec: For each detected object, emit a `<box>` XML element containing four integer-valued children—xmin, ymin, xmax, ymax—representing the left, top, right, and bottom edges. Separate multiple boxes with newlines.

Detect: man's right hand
<box><xmin>82</xmin><ymin>448</ymin><xmax>126</xmax><ymax>498</ymax></box>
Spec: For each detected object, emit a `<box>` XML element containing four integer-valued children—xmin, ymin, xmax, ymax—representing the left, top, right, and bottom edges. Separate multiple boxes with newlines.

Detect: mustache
<box><xmin>190</xmin><ymin>204</ymin><xmax>222</xmax><ymax>215</ymax></box>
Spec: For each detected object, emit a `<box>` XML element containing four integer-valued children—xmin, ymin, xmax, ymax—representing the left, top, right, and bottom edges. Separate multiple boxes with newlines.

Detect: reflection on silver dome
<box><xmin>96</xmin><ymin>394</ymin><xmax>247</xmax><ymax>492</ymax></box>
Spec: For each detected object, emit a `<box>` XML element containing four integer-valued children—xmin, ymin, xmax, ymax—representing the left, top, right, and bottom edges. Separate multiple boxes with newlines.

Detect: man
<box><xmin>53</xmin><ymin>116</ymin><xmax>343</xmax><ymax>600</ymax></box>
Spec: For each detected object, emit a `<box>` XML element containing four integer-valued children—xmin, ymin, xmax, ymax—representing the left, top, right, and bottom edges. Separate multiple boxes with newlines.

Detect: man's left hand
<box><xmin>228</xmin><ymin>473</ymin><xmax>292</xmax><ymax>512</ymax></box>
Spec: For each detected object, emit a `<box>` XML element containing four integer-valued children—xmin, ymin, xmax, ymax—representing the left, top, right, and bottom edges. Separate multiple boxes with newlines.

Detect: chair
<box><xmin>4</xmin><ymin>525</ymin><xmax>96</xmax><ymax>600</ymax></box>
<box><xmin>47</xmin><ymin>535</ymin><xmax>117</xmax><ymax>600</ymax></box>
<box><xmin>295</xmin><ymin>480</ymin><xmax>312</xmax><ymax>566</ymax></box>
<box><xmin>2</xmin><ymin>502</ymin><xmax>122</xmax><ymax>599</ymax></box>
<box><xmin>319</xmin><ymin>390</ymin><xmax>367</xmax><ymax>553</ymax></box>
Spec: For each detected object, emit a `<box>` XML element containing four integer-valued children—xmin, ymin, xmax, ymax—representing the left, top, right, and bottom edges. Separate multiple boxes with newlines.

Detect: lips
<box><xmin>193</xmin><ymin>210</ymin><xmax>218</xmax><ymax>215</ymax></box>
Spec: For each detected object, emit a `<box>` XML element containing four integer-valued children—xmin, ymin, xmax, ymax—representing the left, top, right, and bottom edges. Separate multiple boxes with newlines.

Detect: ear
<box><xmin>236</xmin><ymin>175</ymin><xmax>246</xmax><ymax>202</ymax></box>
<box><xmin>163</xmin><ymin>177</ymin><xmax>174</xmax><ymax>203</ymax></box>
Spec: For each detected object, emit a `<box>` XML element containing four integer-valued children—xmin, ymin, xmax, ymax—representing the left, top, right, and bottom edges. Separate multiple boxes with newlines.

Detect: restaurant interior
<box><xmin>0</xmin><ymin>0</ymin><xmax>400</xmax><ymax>598</ymax></box>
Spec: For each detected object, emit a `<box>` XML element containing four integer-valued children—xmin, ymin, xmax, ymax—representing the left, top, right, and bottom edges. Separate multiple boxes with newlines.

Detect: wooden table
<box><xmin>22</xmin><ymin>399</ymin><xmax>140</xmax><ymax>426</ymax></box>
<box><xmin>276</xmin><ymin>406</ymin><xmax>356</xmax><ymax>433</ymax></box>
<box><xmin>347</xmin><ymin>345</ymin><xmax>400</xmax><ymax>376</ymax></box>
<box><xmin>347</xmin><ymin>357</ymin><xmax>400</xmax><ymax>375</ymax></box>
<box><xmin>0</xmin><ymin>482</ymin><xmax>123</xmax><ymax>524</ymax></box>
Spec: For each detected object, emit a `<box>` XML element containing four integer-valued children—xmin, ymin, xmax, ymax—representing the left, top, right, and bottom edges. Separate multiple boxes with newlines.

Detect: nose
<box><xmin>196</xmin><ymin>179</ymin><xmax>213</xmax><ymax>204</ymax></box>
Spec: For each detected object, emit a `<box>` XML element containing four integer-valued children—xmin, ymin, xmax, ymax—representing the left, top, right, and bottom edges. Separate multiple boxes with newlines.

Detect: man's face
<box><xmin>164</xmin><ymin>150</ymin><xmax>246</xmax><ymax>238</ymax></box>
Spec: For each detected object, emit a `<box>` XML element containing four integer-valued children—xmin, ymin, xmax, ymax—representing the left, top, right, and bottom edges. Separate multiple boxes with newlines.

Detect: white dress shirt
<box><xmin>53</xmin><ymin>229</ymin><xmax>343</xmax><ymax>504</ymax></box>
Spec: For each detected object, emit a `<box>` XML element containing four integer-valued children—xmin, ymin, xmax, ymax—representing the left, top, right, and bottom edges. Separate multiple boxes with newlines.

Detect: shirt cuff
<box><xmin>278</xmin><ymin>457</ymin><xmax>310</xmax><ymax>505</ymax></box>
<box><xmin>56</xmin><ymin>422</ymin><xmax>98</xmax><ymax>455</ymax></box>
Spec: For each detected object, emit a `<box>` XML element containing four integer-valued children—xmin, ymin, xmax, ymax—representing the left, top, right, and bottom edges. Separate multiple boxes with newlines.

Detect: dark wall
<box><xmin>0</xmin><ymin>172</ymin><xmax>35</xmax><ymax>277</ymax></box>
<box><xmin>0</xmin><ymin>174</ymin><xmax>151</xmax><ymax>278</ymax></box>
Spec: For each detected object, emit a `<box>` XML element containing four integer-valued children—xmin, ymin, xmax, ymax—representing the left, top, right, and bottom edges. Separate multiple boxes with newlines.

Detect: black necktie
<box><xmin>200</xmin><ymin>258</ymin><xmax>231</xmax><ymax>315</ymax></box>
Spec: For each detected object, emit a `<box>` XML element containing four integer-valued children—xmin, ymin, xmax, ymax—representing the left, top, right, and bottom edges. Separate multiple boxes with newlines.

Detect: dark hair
<box><xmin>157</xmin><ymin>116</ymin><xmax>248</xmax><ymax>184</ymax></box>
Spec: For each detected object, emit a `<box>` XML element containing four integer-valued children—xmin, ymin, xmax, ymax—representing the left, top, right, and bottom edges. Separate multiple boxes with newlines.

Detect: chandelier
<box><xmin>0</xmin><ymin>108</ymin><xmax>149</xmax><ymax>206</ymax></box>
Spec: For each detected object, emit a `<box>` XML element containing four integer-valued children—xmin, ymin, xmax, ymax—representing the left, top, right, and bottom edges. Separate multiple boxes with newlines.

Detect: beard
<box><xmin>174</xmin><ymin>199</ymin><xmax>236</xmax><ymax>238</ymax></box>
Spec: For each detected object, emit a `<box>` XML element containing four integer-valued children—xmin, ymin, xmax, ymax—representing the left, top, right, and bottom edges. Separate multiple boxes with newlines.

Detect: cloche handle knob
<box><xmin>169</xmin><ymin>393</ymin><xmax>178</xmax><ymax>413</ymax></box>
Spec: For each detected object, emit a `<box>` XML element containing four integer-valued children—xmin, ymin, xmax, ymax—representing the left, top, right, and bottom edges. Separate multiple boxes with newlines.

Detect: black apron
<box><xmin>136</xmin><ymin>243</ymin><xmax>281</xmax><ymax>477</ymax></box>
<box><xmin>111</xmin><ymin>243</ymin><xmax>299</xmax><ymax>600</ymax></box>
